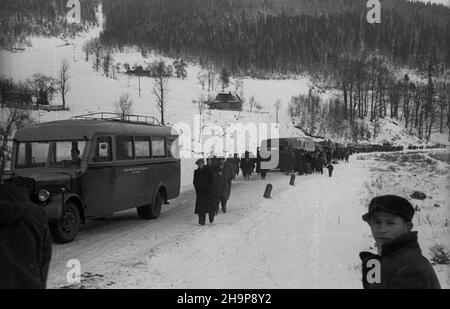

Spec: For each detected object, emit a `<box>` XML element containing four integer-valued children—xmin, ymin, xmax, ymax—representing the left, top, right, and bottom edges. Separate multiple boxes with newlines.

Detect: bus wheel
<box><xmin>49</xmin><ymin>202</ymin><xmax>80</xmax><ymax>243</ymax></box>
<box><xmin>137</xmin><ymin>192</ymin><xmax>162</xmax><ymax>219</ymax></box>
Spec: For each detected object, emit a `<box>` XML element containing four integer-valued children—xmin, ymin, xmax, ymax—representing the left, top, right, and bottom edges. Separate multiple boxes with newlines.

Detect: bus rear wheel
<box><xmin>49</xmin><ymin>201</ymin><xmax>80</xmax><ymax>243</ymax></box>
<box><xmin>137</xmin><ymin>191</ymin><xmax>162</xmax><ymax>219</ymax></box>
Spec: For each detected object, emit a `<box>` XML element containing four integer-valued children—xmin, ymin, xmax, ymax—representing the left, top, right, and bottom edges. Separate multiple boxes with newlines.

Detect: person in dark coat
<box><xmin>221</xmin><ymin>158</ymin><xmax>235</xmax><ymax>183</ymax></box>
<box><xmin>255</xmin><ymin>148</ymin><xmax>262</xmax><ymax>175</ymax></box>
<box><xmin>360</xmin><ymin>195</ymin><xmax>441</xmax><ymax>289</ymax></box>
<box><xmin>220</xmin><ymin>158</ymin><xmax>234</xmax><ymax>208</ymax></box>
<box><xmin>193</xmin><ymin>159</ymin><xmax>215</xmax><ymax>225</ymax></box>
<box><xmin>240</xmin><ymin>157</ymin><xmax>254</xmax><ymax>180</ymax></box>
<box><xmin>259</xmin><ymin>150</ymin><xmax>269</xmax><ymax>180</ymax></box>
<box><xmin>206</xmin><ymin>157</ymin><xmax>218</xmax><ymax>175</ymax></box>
<box><xmin>0</xmin><ymin>183</ymin><xmax>52</xmax><ymax>289</ymax></box>
<box><xmin>233</xmin><ymin>153</ymin><xmax>240</xmax><ymax>177</ymax></box>
<box><xmin>226</xmin><ymin>155</ymin><xmax>237</xmax><ymax>178</ymax></box>
<box><xmin>327</xmin><ymin>162</ymin><xmax>334</xmax><ymax>177</ymax></box>
<box><xmin>212</xmin><ymin>168</ymin><xmax>230</xmax><ymax>213</ymax></box>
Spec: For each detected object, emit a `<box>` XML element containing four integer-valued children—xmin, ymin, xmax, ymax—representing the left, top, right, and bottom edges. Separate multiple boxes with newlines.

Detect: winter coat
<box><xmin>255</xmin><ymin>151</ymin><xmax>262</xmax><ymax>173</ymax></box>
<box><xmin>212</xmin><ymin>173</ymin><xmax>230</xmax><ymax>201</ymax></box>
<box><xmin>222</xmin><ymin>162</ymin><xmax>235</xmax><ymax>183</ymax></box>
<box><xmin>360</xmin><ymin>232</ymin><xmax>441</xmax><ymax>289</ymax></box>
<box><xmin>193</xmin><ymin>167</ymin><xmax>215</xmax><ymax>214</ymax></box>
<box><xmin>240</xmin><ymin>159</ymin><xmax>254</xmax><ymax>175</ymax></box>
<box><xmin>0</xmin><ymin>184</ymin><xmax>52</xmax><ymax>289</ymax></box>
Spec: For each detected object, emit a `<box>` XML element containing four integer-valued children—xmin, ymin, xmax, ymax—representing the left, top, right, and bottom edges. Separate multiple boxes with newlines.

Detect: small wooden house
<box><xmin>208</xmin><ymin>92</ymin><xmax>243</xmax><ymax>111</ymax></box>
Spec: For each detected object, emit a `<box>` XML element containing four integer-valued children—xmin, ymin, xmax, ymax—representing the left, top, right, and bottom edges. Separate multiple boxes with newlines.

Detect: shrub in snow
<box><xmin>429</xmin><ymin>244</ymin><xmax>450</xmax><ymax>265</ymax></box>
<box><xmin>410</xmin><ymin>191</ymin><xmax>427</xmax><ymax>200</ymax></box>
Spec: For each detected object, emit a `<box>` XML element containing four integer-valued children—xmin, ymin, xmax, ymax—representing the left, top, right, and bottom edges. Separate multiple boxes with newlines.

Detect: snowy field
<box><xmin>44</xmin><ymin>150</ymin><xmax>449</xmax><ymax>289</ymax></box>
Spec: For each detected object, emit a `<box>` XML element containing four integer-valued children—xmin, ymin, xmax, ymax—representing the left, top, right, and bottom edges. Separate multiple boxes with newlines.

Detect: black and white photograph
<box><xmin>0</xmin><ymin>0</ymin><xmax>449</xmax><ymax>292</ymax></box>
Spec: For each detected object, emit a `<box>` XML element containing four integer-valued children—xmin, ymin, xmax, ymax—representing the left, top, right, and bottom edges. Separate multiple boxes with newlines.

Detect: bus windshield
<box><xmin>16</xmin><ymin>141</ymin><xmax>86</xmax><ymax>169</ymax></box>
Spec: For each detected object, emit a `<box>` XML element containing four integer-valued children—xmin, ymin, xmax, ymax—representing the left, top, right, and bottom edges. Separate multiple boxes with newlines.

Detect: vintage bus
<box><xmin>7</xmin><ymin>113</ymin><xmax>180</xmax><ymax>243</ymax></box>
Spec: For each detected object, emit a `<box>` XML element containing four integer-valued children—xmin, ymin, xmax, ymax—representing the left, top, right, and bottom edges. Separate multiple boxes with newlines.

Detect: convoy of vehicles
<box><xmin>3</xmin><ymin>113</ymin><xmax>412</xmax><ymax>243</ymax></box>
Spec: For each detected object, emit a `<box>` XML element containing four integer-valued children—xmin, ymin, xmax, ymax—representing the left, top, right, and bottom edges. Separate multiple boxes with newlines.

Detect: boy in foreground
<box><xmin>360</xmin><ymin>195</ymin><xmax>441</xmax><ymax>289</ymax></box>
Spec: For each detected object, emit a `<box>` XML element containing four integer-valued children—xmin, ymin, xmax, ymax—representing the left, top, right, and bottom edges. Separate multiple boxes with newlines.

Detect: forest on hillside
<box><xmin>100</xmin><ymin>0</ymin><xmax>450</xmax><ymax>75</ymax></box>
<box><xmin>0</xmin><ymin>0</ymin><xmax>100</xmax><ymax>49</ymax></box>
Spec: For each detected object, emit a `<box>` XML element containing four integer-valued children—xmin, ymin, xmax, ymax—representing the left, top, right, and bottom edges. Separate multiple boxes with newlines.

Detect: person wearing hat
<box><xmin>193</xmin><ymin>158</ymin><xmax>215</xmax><ymax>225</ymax></box>
<box><xmin>360</xmin><ymin>195</ymin><xmax>441</xmax><ymax>289</ymax></box>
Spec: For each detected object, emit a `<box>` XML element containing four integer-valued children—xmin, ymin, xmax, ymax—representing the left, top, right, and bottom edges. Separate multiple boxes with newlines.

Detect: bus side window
<box><xmin>151</xmin><ymin>137</ymin><xmax>166</xmax><ymax>158</ymax></box>
<box><xmin>135</xmin><ymin>136</ymin><xmax>151</xmax><ymax>159</ymax></box>
<box><xmin>116</xmin><ymin>135</ymin><xmax>134</xmax><ymax>160</ymax></box>
<box><xmin>93</xmin><ymin>136</ymin><xmax>112</xmax><ymax>162</ymax></box>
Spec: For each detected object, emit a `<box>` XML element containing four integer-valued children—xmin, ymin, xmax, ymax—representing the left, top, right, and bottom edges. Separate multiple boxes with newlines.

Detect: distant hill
<box><xmin>100</xmin><ymin>0</ymin><xmax>450</xmax><ymax>75</ymax></box>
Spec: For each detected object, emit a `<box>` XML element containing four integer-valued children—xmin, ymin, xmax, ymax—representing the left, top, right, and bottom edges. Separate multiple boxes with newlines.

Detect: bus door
<box><xmin>85</xmin><ymin>136</ymin><xmax>114</xmax><ymax>217</ymax></box>
<box><xmin>113</xmin><ymin>135</ymin><xmax>143</xmax><ymax>211</ymax></box>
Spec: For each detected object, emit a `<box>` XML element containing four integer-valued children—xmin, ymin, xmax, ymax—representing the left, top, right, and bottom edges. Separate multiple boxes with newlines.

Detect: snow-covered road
<box><xmin>47</xmin><ymin>150</ymin><xmax>450</xmax><ymax>289</ymax></box>
<box><xmin>47</xmin><ymin>158</ymin><xmax>373</xmax><ymax>289</ymax></box>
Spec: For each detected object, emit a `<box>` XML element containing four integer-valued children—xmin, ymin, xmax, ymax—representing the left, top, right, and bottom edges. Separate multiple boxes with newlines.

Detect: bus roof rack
<box><xmin>70</xmin><ymin>112</ymin><xmax>161</xmax><ymax>126</ymax></box>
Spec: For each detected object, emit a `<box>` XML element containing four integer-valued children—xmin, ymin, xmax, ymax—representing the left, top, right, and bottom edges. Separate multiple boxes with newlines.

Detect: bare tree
<box><xmin>206</xmin><ymin>64</ymin><xmax>216</xmax><ymax>92</ymax></box>
<box><xmin>103</xmin><ymin>50</ymin><xmax>113</xmax><ymax>78</ymax></box>
<box><xmin>274</xmin><ymin>100</ymin><xmax>282</xmax><ymax>123</ymax></box>
<box><xmin>255</xmin><ymin>102</ymin><xmax>263</xmax><ymax>113</ymax></box>
<box><xmin>234</xmin><ymin>78</ymin><xmax>244</xmax><ymax>97</ymax></box>
<box><xmin>114</xmin><ymin>93</ymin><xmax>133</xmax><ymax>119</ymax></box>
<box><xmin>173</xmin><ymin>58</ymin><xmax>188</xmax><ymax>79</ymax></box>
<box><xmin>372</xmin><ymin>114</ymin><xmax>382</xmax><ymax>140</ymax></box>
<box><xmin>58</xmin><ymin>59</ymin><xmax>70</xmax><ymax>110</ymax></box>
<box><xmin>90</xmin><ymin>38</ymin><xmax>102</xmax><ymax>72</ymax></box>
<box><xmin>151</xmin><ymin>61</ymin><xmax>173</xmax><ymax>125</ymax></box>
<box><xmin>197</xmin><ymin>71</ymin><xmax>208</xmax><ymax>90</ymax></box>
<box><xmin>0</xmin><ymin>107</ymin><xmax>32</xmax><ymax>182</ymax></box>
<box><xmin>28</xmin><ymin>74</ymin><xmax>58</xmax><ymax>107</ymax></box>
<box><xmin>248</xmin><ymin>96</ymin><xmax>256</xmax><ymax>112</ymax></box>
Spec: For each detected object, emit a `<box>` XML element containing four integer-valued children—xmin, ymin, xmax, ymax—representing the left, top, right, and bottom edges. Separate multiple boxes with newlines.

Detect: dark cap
<box><xmin>362</xmin><ymin>195</ymin><xmax>414</xmax><ymax>222</ymax></box>
<box><xmin>195</xmin><ymin>158</ymin><xmax>205</xmax><ymax>165</ymax></box>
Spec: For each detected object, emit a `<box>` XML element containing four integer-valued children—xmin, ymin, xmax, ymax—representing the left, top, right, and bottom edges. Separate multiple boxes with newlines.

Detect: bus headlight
<box><xmin>38</xmin><ymin>189</ymin><xmax>50</xmax><ymax>202</ymax></box>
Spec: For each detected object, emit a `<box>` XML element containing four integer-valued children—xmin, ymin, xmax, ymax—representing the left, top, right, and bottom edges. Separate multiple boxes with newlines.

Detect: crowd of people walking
<box><xmin>192</xmin><ymin>146</ymin><xmax>350</xmax><ymax>225</ymax></box>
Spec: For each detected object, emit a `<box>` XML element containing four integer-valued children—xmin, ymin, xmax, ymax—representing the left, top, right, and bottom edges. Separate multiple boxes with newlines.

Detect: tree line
<box><xmin>100</xmin><ymin>0</ymin><xmax>450</xmax><ymax>76</ymax></box>
<box><xmin>289</xmin><ymin>56</ymin><xmax>450</xmax><ymax>142</ymax></box>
